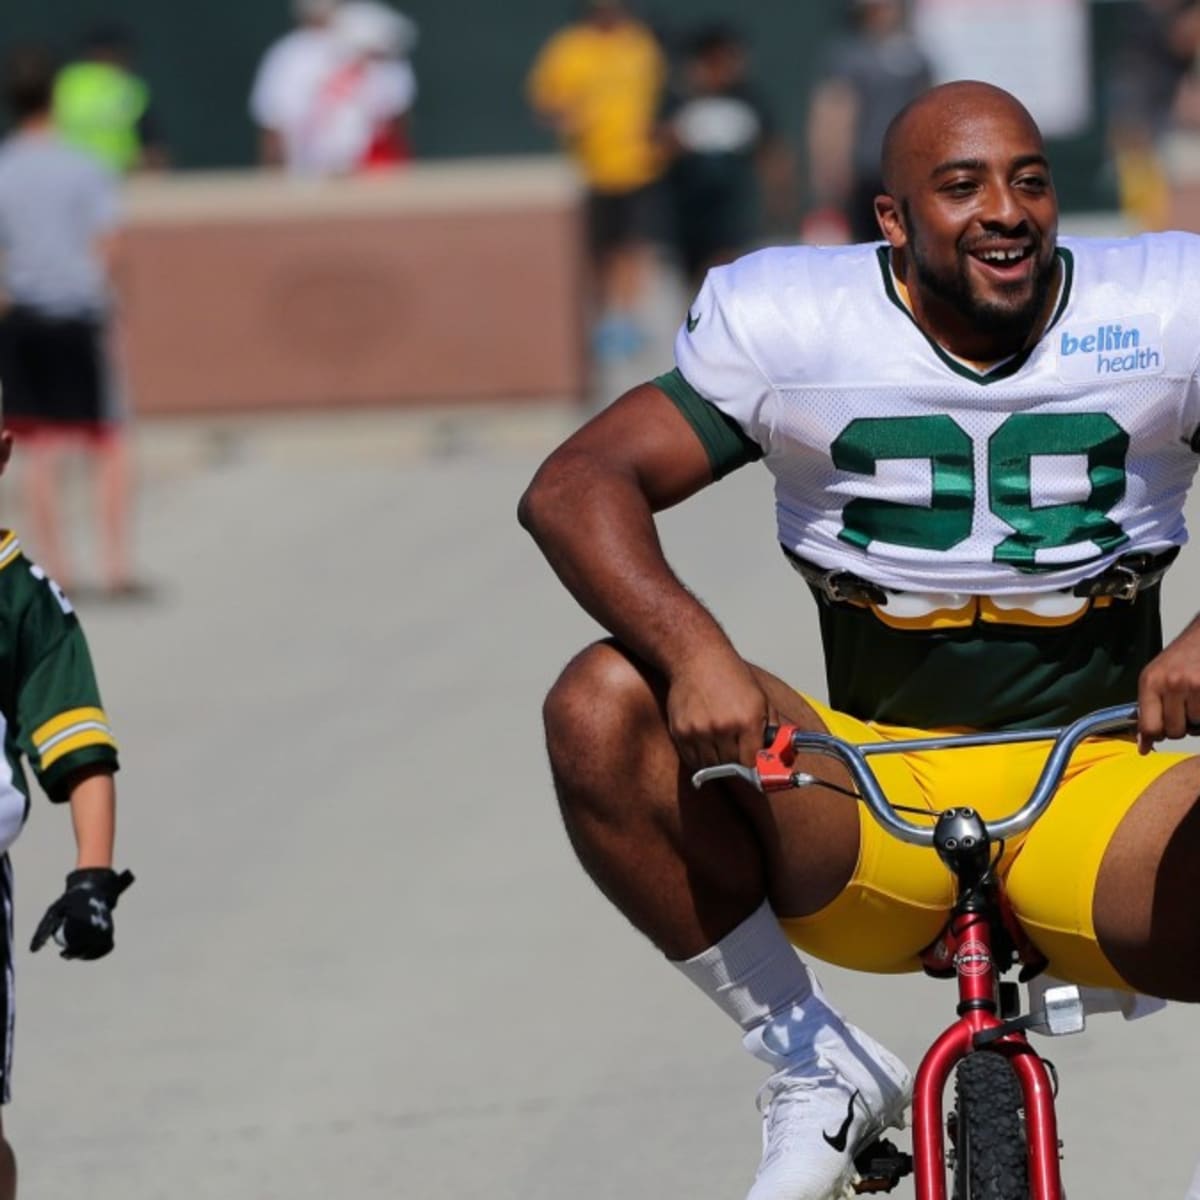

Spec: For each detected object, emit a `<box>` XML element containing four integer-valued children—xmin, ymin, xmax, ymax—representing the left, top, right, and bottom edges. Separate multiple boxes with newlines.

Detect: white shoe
<box><xmin>743</xmin><ymin>1002</ymin><xmax>912</xmax><ymax>1200</ymax></box>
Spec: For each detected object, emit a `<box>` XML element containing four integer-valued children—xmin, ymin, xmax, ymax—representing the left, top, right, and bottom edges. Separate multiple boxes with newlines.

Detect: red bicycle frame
<box><xmin>695</xmin><ymin>709</ymin><xmax>1145</xmax><ymax>1199</ymax></box>
<box><xmin>911</xmin><ymin>908</ymin><xmax>1061</xmax><ymax>1200</ymax></box>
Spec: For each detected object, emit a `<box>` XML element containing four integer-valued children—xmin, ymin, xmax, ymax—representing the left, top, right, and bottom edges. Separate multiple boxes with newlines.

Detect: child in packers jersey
<box><xmin>0</xmin><ymin>424</ymin><xmax>132</xmax><ymax>1200</ymax></box>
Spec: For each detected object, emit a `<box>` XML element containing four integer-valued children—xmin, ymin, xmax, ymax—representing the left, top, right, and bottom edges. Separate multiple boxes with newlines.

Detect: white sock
<box><xmin>672</xmin><ymin>900</ymin><xmax>821</xmax><ymax>1035</ymax></box>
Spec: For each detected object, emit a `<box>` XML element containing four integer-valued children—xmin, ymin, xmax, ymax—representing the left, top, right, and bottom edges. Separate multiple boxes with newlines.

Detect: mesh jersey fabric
<box><xmin>673</xmin><ymin>234</ymin><xmax>1200</xmax><ymax>596</ymax></box>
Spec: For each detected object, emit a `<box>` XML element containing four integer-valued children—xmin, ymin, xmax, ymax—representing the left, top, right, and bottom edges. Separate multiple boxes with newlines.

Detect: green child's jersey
<box><xmin>0</xmin><ymin>532</ymin><xmax>118</xmax><ymax>851</ymax></box>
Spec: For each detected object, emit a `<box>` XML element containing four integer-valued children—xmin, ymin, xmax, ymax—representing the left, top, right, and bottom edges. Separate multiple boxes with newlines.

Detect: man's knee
<box><xmin>1101</xmin><ymin>923</ymin><xmax>1200</xmax><ymax>1002</ymax></box>
<box><xmin>1094</xmin><ymin>772</ymin><xmax>1200</xmax><ymax>1000</ymax></box>
<box><xmin>543</xmin><ymin>640</ymin><xmax>659</xmax><ymax>763</ymax></box>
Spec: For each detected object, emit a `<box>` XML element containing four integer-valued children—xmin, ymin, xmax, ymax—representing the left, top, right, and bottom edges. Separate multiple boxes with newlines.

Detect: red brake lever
<box><xmin>756</xmin><ymin>723</ymin><xmax>800</xmax><ymax>792</ymax></box>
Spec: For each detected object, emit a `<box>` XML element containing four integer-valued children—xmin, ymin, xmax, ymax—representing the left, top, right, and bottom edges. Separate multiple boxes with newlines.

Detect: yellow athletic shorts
<box><xmin>779</xmin><ymin>696</ymin><xmax>1194</xmax><ymax>990</ymax></box>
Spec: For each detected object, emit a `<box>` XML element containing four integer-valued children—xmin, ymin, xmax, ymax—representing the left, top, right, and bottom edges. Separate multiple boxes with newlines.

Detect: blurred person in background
<box><xmin>528</xmin><ymin>0</ymin><xmax>668</xmax><ymax>363</ymax></box>
<box><xmin>323</xmin><ymin>0</ymin><xmax>418</xmax><ymax>171</ymax></box>
<box><xmin>803</xmin><ymin>0</ymin><xmax>931</xmax><ymax>244</ymax></box>
<box><xmin>53</xmin><ymin>22</ymin><xmax>168</xmax><ymax>175</ymax></box>
<box><xmin>250</xmin><ymin>0</ymin><xmax>342</xmax><ymax>169</ymax></box>
<box><xmin>660</xmin><ymin>23</ymin><xmax>794</xmax><ymax>296</ymax></box>
<box><xmin>250</xmin><ymin>0</ymin><xmax>417</xmax><ymax>175</ymax></box>
<box><xmin>0</xmin><ymin>49</ymin><xmax>139</xmax><ymax>596</ymax></box>
<box><xmin>1107</xmin><ymin>0</ymin><xmax>1200</xmax><ymax>231</ymax></box>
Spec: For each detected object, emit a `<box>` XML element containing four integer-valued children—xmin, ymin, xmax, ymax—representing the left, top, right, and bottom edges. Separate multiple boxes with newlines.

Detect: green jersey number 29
<box><xmin>831</xmin><ymin>411</ymin><xmax>1130</xmax><ymax>568</ymax></box>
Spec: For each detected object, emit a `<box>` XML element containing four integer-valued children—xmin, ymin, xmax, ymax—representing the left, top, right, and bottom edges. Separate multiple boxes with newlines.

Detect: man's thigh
<box><xmin>747</xmin><ymin>693</ymin><xmax>1198</xmax><ymax>985</ymax></box>
<box><xmin>1005</xmin><ymin>745</ymin><xmax>1196</xmax><ymax>992</ymax></box>
<box><xmin>743</xmin><ymin>680</ymin><xmax>957</xmax><ymax>974</ymax></box>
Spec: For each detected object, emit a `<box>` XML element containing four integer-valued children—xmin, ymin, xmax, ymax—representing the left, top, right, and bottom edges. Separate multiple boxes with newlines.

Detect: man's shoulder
<box><xmin>0</xmin><ymin>534</ymin><xmax>40</xmax><ymax>604</ymax></box>
<box><xmin>689</xmin><ymin>243</ymin><xmax>890</xmax><ymax>382</ymax></box>
<box><xmin>543</xmin><ymin>20</ymin><xmax>658</xmax><ymax>61</ymax></box>
<box><xmin>1060</xmin><ymin>230</ymin><xmax>1200</xmax><ymax>313</ymax></box>
<box><xmin>1061</xmin><ymin>229</ymin><xmax>1200</xmax><ymax>269</ymax></box>
<box><xmin>707</xmin><ymin>242</ymin><xmax>885</xmax><ymax>308</ymax></box>
<box><xmin>0</xmin><ymin>132</ymin><xmax>104</xmax><ymax>174</ymax></box>
<box><xmin>255</xmin><ymin>27</ymin><xmax>332</xmax><ymax>82</ymax></box>
<box><xmin>621</xmin><ymin>20</ymin><xmax>664</xmax><ymax>56</ymax></box>
<box><xmin>0</xmin><ymin>536</ymin><xmax>86</xmax><ymax>642</ymax></box>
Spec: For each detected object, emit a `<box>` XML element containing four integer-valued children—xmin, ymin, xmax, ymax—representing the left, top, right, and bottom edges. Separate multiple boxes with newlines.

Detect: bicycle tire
<box><xmin>950</xmin><ymin>1052</ymin><xmax>1029</xmax><ymax>1199</ymax></box>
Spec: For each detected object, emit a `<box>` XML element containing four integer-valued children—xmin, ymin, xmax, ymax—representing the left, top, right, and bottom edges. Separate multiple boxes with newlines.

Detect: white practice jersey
<box><xmin>674</xmin><ymin>234</ymin><xmax>1200</xmax><ymax>595</ymax></box>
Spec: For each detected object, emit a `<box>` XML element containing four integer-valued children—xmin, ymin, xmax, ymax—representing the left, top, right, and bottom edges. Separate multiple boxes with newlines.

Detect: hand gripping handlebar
<box><xmin>692</xmin><ymin>703</ymin><xmax>1143</xmax><ymax>848</ymax></box>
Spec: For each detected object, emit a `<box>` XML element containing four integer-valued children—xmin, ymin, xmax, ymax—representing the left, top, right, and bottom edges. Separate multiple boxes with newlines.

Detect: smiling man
<box><xmin>879</xmin><ymin>84</ymin><xmax>1061</xmax><ymax>357</ymax></box>
<box><xmin>520</xmin><ymin>81</ymin><xmax>1200</xmax><ymax>1199</ymax></box>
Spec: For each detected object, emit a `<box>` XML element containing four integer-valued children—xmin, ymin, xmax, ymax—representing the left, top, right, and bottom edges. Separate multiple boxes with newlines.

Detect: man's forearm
<box><xmin>519</xmin><ymin>451</ymin><xmax>736</xmax><ymax>675</ymax></box>
<box><xmin>67</xmin><ymin>770</ymin><xmax>116</xmax><ymax>869</ymax></box>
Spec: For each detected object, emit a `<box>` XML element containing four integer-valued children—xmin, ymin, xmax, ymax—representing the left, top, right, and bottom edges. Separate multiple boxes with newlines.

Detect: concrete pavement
<box><xmin>1</xmin><ymin>402</ymin><xmax>1197</xmax><ymax>1198</ymax></box>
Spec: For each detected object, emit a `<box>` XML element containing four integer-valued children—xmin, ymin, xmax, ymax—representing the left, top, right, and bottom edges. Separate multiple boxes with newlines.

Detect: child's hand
<box><xmin>30</xmin><ymin>868</ymin><xmax>134</xmax><ymax>960</ymax></box>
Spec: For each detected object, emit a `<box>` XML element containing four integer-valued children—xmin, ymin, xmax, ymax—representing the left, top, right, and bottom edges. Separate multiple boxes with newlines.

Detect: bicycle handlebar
<box><xmin>691</xmin><ymin>703</ymin><xmax>1141</xmax><ymax>848</ymax></box>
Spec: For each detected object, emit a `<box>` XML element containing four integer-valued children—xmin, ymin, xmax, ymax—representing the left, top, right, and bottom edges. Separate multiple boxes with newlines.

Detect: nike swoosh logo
<box><xmin>822</xmin><ymin>1090</ymin><xmax>859</xmax><ymax>1153</ymax></box>
<box><xmin>687</xmin><ymin>310</ymin><xmax>700</xmax><ymax>332</ymax></box>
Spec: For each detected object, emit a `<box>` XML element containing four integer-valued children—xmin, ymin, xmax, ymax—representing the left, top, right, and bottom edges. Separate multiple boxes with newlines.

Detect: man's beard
<box><xmin>909</xmin><ymin>233</ymin><xmax>1056</xmax><ymax>342</ymax></box>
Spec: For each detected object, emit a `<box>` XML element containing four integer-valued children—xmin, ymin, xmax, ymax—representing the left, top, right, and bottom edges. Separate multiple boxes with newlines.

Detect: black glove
<box><xmin>30</xmin><ymin>868</ymin><xmax>134</xmax><ymax>960</ymax></box>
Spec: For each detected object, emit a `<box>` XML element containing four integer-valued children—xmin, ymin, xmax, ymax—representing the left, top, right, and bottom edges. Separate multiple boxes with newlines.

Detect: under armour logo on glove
<box><xmin>30</xmin><ymin>868</ymin><xmax>134</xmax><ymax>961</ymax></box>
<box><xmin>86</xmin><ymin>896</ymin><xmax>112</xmax><ymax>932</ymax></box>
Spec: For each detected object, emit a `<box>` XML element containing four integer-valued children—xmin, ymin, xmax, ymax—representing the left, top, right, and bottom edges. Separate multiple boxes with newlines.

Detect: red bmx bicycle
<box><xmin>694</xmin><ymin>702</ymin><xmax>1147</xmax><ymax>1200</ymax></box>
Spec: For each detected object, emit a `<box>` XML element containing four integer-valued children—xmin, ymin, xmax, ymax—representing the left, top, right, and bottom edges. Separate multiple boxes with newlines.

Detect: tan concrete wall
<box><xmin>120</xmin><ymin>161</ymin><xmax>587</xmax><ymax>415</ymax></box>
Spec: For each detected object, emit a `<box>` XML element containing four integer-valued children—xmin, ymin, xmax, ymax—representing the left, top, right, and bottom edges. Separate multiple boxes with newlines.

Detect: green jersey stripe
<box><xmin>653</xmin><ymin>368</ymin><xmax>763</xmax><ymax>479</ymax></box>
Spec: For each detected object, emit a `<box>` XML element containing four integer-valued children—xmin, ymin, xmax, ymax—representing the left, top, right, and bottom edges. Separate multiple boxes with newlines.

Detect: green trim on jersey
<box><xmin>39</xmin><ymin>743</ymin><xmax>116</xmax><ymax>801</ymax></box>
<box><xmin>813</xmin><ymin>582</ymin><xmax>1160</xmax><ymax>730</ymax></box>
<box><xmin>875</xmin><ymin>246</ymin><xmax>1075</xmax><ymax>385</ymax></box>
<box><xmin>653</xmin><ymin>368</ymin><xmax>764</xmax><ymax>479</ymax></box>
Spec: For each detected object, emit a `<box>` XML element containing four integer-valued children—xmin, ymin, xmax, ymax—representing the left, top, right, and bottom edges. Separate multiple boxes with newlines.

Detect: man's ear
<box><xmin>875</xmin><ymin>193</ymin><xmax>907</xmax><ymax>249</ymax></box>
<box><xmin>0</xmin><ymin>431</ymin><xmax>13</xmax><ymax>477</ymax></box>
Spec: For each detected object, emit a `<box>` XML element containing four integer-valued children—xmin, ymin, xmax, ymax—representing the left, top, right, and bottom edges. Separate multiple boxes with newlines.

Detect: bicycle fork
<box><xmin>911</xmin><ymin>809</ymin><xmax>1064</xmax><ymax>1200</ymax></box>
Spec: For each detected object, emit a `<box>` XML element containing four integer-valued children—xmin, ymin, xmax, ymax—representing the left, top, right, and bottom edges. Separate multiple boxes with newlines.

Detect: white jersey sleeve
<box><xmin>1175</xmin><ymin>236</ymin><xmax>1200</xmax><ymax>447</ymax></box>
<box><xmin>673</xmin><ymin>258</ymin><xmax>777</xmax><ymax>455</ymax></box>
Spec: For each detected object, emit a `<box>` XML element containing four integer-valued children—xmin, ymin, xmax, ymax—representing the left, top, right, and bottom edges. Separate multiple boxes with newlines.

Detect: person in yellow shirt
<box><xmin>528</xmin><ymin>0</ymin><xmax>667</xmax><ymax>362</ymax></box>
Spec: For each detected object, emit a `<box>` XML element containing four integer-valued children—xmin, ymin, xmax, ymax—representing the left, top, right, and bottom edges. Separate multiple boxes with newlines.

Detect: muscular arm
<box><xmin>518</xmin><ymin>383</ymin><xmax>773</xmax><ymax>766</ymax></box>
<box><xmin>1138</xmin><ymin>612</ymin><xmax>1200</xmax><ymax>751</ymax></box>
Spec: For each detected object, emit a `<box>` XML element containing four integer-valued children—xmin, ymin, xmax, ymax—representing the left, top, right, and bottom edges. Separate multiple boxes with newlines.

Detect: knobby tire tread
<box><xmin>952</xmin><ymin>1052</ymin><xmax>1030</xmax><ymax>1200</ymax></box>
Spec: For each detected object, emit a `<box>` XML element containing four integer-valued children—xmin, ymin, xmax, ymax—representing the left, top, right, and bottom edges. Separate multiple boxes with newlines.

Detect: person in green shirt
<box><xmin>53</xmin><ymin>23</ymin><xmax>167</xmax><ymax>174</ymax></box>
